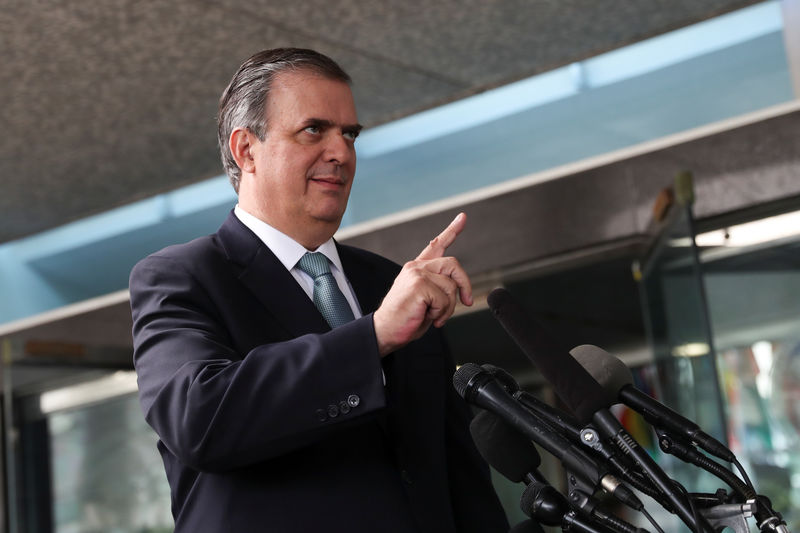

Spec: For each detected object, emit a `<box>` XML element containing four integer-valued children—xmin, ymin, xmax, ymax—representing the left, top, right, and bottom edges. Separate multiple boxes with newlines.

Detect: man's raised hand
<box><xmin>373</xmin><ymin>213</ymin><xmax>473</xmax><ymax>357</ymax></box>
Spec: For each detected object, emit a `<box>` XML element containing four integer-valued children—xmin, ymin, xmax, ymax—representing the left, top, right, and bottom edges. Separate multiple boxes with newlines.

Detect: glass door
<box><xmin>637</xmin><ymin>180</ymin><xmax>800</xmax><ymax>529</ymax></box>
<box><xmin>694</xmin><ymin>209</ymin><xmax>800</xmax><ymax>529</ymax></box>
<box><xmin>3</xmin><ymin>359</ymin><xmax>172</xmax><ymax>533</ymax></box>
<box><xmin>635</xmin><ymin>179</ymin><xmax>729</xmax><ymax>496</ymax></box>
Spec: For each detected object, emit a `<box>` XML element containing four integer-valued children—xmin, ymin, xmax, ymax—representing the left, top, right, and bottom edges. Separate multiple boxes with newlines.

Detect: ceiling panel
<box><xmin>1</xmin><ymin>0</ymin><xmax>761</xmax><ymax>243</ymax></box>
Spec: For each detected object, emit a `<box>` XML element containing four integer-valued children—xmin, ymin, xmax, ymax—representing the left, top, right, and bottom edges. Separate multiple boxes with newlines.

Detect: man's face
<box><xmin>244</xmin><ymin>69</ymin><xmax>361</xmax><ymax>244</ymax></box>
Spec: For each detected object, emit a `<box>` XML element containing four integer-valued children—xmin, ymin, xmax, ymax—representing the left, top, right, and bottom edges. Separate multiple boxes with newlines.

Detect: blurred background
<box><xmin>2</xmin><ymin>0</ymin><xmax>800</xmax><ymax>530</ymax></box>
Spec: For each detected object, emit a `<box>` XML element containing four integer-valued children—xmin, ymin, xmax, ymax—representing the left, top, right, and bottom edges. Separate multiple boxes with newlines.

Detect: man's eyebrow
<box><xmin>345</xmin><ymin>123</ymin><xmax>364</xmax><ymax>135</ymax></box>
<box><xmin>303</xmin><ymin>118</ymin><xmax>363</xmax><ymax>134</ymax></box>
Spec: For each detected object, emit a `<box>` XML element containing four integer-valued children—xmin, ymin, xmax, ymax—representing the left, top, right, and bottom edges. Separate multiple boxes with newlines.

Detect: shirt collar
<box><xmin>234</xmin><ymin>205</ymin><xmax>344</xmax><ymax>273</ymax></box>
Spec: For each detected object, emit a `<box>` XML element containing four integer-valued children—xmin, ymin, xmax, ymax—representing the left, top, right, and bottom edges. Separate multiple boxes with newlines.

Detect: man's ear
<box><xmin>229</xmin><ymin>128</ymin><xmax>257</xmax><ymax>174</ymax></box>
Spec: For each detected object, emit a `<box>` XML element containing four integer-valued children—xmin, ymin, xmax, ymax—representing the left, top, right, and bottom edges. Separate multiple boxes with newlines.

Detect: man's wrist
<box><xmin>372</xmin><ymin>310</ymin><xmax>396</xmax><ymax>357</ymax></box>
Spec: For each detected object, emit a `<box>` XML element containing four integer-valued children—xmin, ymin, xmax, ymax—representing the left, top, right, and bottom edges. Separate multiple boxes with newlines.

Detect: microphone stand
<box><xmin>656</xmin><ymin>428</ymin><xmax>789</xmax><ymax>533</ymax></box>
<box><xmin>515</xmin><ymin>392</ymin><xmax>673</xmax><ymax>512</ymax></box>
<box><xmin>520</xmin><ymin>472</ymin><xmax>645</xmax><ymax>533</ymax></box>
<box><xmin>592</xmin><ymin>410</ymin><xmax>715</xmax><ymax>533</ymax></box>
<box><xmin>564</xmin><ymin>471</ymin><xmax>650</xmax><ymax>533</ymax></box>
<box><xmin>686</xmin><ymin>492</ymin><xmax>755</xmax><ymax>533</ymax></box>
<box><xmin>656</xmin><ymin>429</ymin><xmax>752</xmax><ymax>500</ymax></box>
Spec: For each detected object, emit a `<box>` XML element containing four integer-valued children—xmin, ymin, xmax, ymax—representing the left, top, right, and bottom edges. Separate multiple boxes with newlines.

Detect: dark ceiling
<box><xmin>2</xmin><ymin>0</ymin><xmax>759</xmax><ymax>244</ymax></box>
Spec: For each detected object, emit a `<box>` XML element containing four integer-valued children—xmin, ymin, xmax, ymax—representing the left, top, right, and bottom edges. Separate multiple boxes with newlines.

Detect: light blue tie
<box><xmin>297</xmin><ymin>252</ymin><xmax>355</xmax><ymax>329</ymax></box>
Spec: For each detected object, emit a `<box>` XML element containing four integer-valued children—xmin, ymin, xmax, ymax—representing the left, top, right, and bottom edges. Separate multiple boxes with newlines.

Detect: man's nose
<box><xmin>323</xmin><ymin>132</ymin><xmax>353</xmax><ymax>164</ymax></box>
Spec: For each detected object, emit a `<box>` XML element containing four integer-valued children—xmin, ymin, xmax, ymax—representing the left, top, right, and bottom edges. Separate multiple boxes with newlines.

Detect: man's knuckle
<box><xmin>410</xmin><ymin>276</ymin><xmax>427</xmax><ymax>290</ymax></box>
<box><xmin>445</xmin><ymin>257</ymin><xmax>461</xmax><ymax>268</ymax></box>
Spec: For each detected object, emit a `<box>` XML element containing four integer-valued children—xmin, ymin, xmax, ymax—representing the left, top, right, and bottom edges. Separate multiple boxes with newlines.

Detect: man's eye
<box><xmin>304</xmin><ymin>125</ymin><xmax>320</xmax><ymax>134</ymax></box>
<box><xmin>343</xmin><ymin>131</ymin><xmax>359</xmax><ymax>141</ymax></box>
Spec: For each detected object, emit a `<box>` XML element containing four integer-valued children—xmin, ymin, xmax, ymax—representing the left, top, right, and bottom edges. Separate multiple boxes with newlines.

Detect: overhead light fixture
<box><xmin>671</xmin><ymin>342</ymin><xmax>711</xmax><ymax>357</ymax></box>
<box><xmin>39</xmin><ymin>371</ymin><xmax>138</xmax><ymax>414</ymax></box>
<box><xmin>695</xmin><ymin>209</ymin><xmax>800</xmax><ymax>248</ymax></box>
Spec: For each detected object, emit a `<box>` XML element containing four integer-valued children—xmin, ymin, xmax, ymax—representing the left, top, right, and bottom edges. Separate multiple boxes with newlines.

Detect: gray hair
<box><xmin>217</xmin><ymin>48</ymin><xmax>352</xmax><ymax>192</ymax></box>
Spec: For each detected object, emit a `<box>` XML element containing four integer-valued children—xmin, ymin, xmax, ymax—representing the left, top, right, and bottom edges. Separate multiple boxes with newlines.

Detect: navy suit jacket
<box><xmin>130</xmin><ymin>212</ymin><xmax>509</xmax><ymax>532</ymax></box>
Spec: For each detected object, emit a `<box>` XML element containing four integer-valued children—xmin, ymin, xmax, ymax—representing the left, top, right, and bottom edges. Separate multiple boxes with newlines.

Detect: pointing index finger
<box><xmin>416</xmin><ymin>212</ymin><xmax>467</xmax><ymax>260</ymax></box>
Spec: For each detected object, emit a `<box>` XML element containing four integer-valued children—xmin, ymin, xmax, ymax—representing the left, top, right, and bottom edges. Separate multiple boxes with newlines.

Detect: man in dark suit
<box><xmin>130</xmin><ymin>48</ymin><xmax>509</xmax><ymax>532</ymax></box>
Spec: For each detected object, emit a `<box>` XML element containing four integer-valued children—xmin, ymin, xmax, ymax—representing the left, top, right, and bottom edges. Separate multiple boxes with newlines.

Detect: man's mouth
<box><xmin>309</xmin><ymin>175</ymin><xmax>346</xmax><ymax>187</ymax></box>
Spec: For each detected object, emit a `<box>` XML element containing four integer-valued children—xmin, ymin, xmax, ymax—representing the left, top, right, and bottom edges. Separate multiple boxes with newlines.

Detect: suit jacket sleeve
<box><xmin>130</xmin><ymin>252</ymin><xmax>387</xmax><ymax>473</ymax></box>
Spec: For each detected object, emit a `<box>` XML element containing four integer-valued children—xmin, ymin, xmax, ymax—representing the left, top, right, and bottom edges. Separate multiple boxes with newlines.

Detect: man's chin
<box><xmin>310</xmin><ymin>202</ymin><xmax>348</xmax><ymax>225</ymax></box>
<box><xmin>310</xmin><ymin>210</ymin><xmax>346</xmax><ymax>227</ymax></box>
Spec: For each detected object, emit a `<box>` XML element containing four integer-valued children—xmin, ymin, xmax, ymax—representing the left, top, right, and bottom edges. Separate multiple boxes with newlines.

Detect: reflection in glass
<box><xmin>638</xmin><ymin>202</ymin><xmax>800</xmax><ymax>529</ymax></box>
<box><xmin>49</xmin><ymin>393</ymin><xmax>172</xmax><ymax>533</ymax></box>
<box><xmin>703</xmin><ymin>237</ymin><xmax>800</xmax><ymax>529</ymax></box>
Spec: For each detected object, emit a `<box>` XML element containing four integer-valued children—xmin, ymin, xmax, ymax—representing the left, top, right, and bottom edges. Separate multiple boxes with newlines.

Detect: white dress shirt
<box><xmin>234</xmin><ymin>205</ymin><xmax>363</xmax><ymax>319</ymax></box>
<box><xmin>235</xmin><ymin>205</ymin><xmax>385</xmax><ymax>385</ymax></box>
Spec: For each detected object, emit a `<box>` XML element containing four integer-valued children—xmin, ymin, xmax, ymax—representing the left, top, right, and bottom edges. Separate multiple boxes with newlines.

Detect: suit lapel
<box><xmin>217</xmin><ymin>212</ymin><xmax>330</xmax><ymax>337</ymax></box>
<box><xmin>336</xmin><ymin>243</ymin><xmax>387</xmax><ymax>316</ymax></box>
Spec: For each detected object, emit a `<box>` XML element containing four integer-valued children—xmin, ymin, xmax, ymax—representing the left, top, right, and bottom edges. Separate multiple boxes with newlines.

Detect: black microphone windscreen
<box><xmin>570</xmin><ymin>345</ymin><xmax>633</xmax><ymax>396</ymax></box>
<box><xmin>519</xmin><ymin>482</ymin><xmax>540</xmax><ymax>519</ymax></box>
<box><xmin>453</xmin><ymin>363</ymin><xmax>482</xmax><ymax>399</ymax></box>
<box><xmin>469</xmin><ymin>409</ymin><xmax>541</xmax><ymax>482</ymax></box>
<box><xmin>487</xmin><ymin>288</ymin><xmax>610</xmax><ymax>423</ymax></box>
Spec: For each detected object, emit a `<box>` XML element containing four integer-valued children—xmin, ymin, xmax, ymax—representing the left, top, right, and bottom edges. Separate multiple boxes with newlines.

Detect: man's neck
<box><xmin>236</xmin><ymin>203</ymin><xmax>337</xmax><ymax>250</ymax></box>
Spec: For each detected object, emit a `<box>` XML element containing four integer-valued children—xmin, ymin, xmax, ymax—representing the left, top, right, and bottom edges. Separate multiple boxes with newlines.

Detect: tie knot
<box><xmin>297</xmin><ymin>252</ymin><xmax>331</xmax><ymax>279</ymax></box>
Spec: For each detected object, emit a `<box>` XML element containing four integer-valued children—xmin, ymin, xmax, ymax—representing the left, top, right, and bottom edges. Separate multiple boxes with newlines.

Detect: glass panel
<box><xmin>48</xmin><ymin>393</ymin><xmax>172</xmax><ymax>533</ymax></box>
<box><xmin>701</xmin><ymin>235</ymin><xmax>800</xmax><ymax>529</ymax></box>
<box><xmin>637</xmin><ymin>204</ymin><xmax>728</xmax><ymax>453</ymax></box>
<box><xmin>638</xmin><ymin>202</ymin><xmax>800</xmax><ymax>529</ymax></box>
<box><xmin>635</xmin><ymin>201</ymin><xmax>731</xmax><ymax>533</ymax></box>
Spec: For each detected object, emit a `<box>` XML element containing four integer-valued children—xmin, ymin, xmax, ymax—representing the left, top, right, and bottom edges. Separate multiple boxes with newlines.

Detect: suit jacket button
<box><xmin>347</xmin><ymin>394</ymin><xmax>360</xmax><ymax>408</ymax></box>
<box><xmin>316</xmin><ymin>409</ymin><xmax>327</xmax><ymax>422</ymax></box>
<box><xmin>327</xmin><ymin>404</ymin><xmax>339</xmax><ymax>418</ymax></box>
<box><xmin>338</xmin><ymin>400</ymin><xmax>351</xmax><ymax>414</ymax></box>
<box><xmin>401</xmin><ymin>470</ymin><xmax>413</xmax><ymax>484</ymax></box>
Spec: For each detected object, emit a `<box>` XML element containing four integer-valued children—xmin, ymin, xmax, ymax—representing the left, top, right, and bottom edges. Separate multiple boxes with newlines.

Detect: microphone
<box><xmin>481</xmin><ymin>363</ymin><xmax>520</xmax><ymax>394</ymax></box>
<box><xmin>454</xmin><ymin>363</ymin><xmax>591</xmax><ymax>467</ymax></box>
<box><xmin>457</xmin><ymin>366</ymin><xmax>642</xmax><ymax>513</ymax></box>
<box><xmin>571</xmin><ymin>345</ymin><xmax>792</xmax><ymax>533</ymax></box>
<box><xmin>569</xmin><ymin>344</ymin><xmax>734</xmax><ymax>462</ymax></box>
<box><xmin>469</xmin><ymin>409</ymin><xmax>541</xmax><ymax>483</ymax></box>
<box><xmin>476</xmin><ymin>365</ymin><xmax>597</xmax><ymax>459</ymax></box>
<box><xmin>514</xmin><ymin>391</ymin><xmax>667</xmax><ymax>508</ymax></box>
<box><xmin>469</xmin><ymin>409</ymin><xmax>632</xmax><ymax>533</ymax></box>
<box><xmin>486</xmin><ymin>288</ymin><xmax>614</xmax><ymax>423</ymax></box>
<box><xmin>519</xmin><ymin>482</ymin><xmax>648</xmax><ymax>533</ymax></box>
<box><xmin>468</xmin><ymin>410</ymin><xmax>570</xmax><ymax>528</ymax></box>
<box><xmin>476</xmin><ymin>363</ymin><xmax>641</xmax><ymax>493</ymax></box>
<box><xmin>486</xmin><ymin>288</ymin><xmax>711</xmax><ymax>533</ymax></box>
